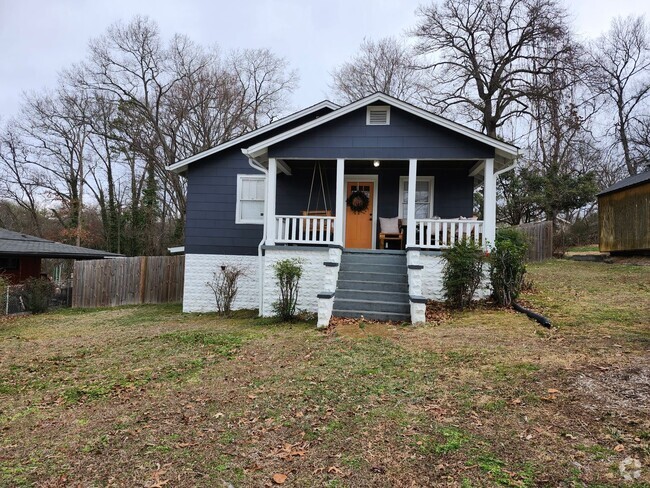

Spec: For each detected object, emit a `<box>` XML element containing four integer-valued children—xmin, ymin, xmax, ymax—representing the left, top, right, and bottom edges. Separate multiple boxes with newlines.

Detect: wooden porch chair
<box><xmin>379</xmin><ymin>217</ymin><xmax>403</xmax><ymax>249</ymax></box>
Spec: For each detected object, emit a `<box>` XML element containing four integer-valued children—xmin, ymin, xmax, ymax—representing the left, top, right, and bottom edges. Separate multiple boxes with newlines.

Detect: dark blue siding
<box><xmin>185</xmin><ymin>103</ymin><xmax>488</xmax><ymax>255</ymax></box>
<box><xmin>269</xmin><ymin>105</ymin><xmax>495</xmax><ymax>160</ymax></box>
<box><xmin>184</xmin><ymin>108</ymin><xmax>334</xmax><ymax>255</ymax></box>
<box><xmin>185</xmin><ymin>147</ymin><xmax>263</xmax><ymax>255</ymax></box>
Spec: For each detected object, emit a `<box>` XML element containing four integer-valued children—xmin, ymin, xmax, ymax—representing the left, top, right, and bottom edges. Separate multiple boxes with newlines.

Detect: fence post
<box><xmin>139</xmin><ymin>256</ymin><xmax>148</xmax><ymax>304</ymax></box>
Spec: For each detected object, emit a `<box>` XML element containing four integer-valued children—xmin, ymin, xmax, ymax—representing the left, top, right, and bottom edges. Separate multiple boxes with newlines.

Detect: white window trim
<box><xmin>366</xmin><ymin>105</ymin><xmax>391</xmax><ymax>125</ymax></box>
<box><xmin>236</xmin><ymin>174</ymin><xmax>266</xmax><ymax>224</ymax></box>
<box><xmin>398</xmin><ymin>176</ymin><xmax>434</xmax><ymax>219</ymax></box>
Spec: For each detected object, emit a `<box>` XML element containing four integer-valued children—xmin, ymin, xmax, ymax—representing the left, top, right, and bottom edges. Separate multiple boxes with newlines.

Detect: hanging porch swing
<box><xmin>301</xmin><ymin>161</ymin><xmax>334</xmax><ymax>236</ymax></box>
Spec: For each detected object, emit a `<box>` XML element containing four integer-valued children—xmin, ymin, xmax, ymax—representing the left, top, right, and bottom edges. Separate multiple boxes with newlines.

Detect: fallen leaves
<box><xmin>425</xmin><ymin>301</ymin><xmax>452</xmax><ymax>325</ymax></box>
<box><xmin>146</xmin><ymin>463</ymin><xmax>171</xmax><ymax>488</ymax></box>
<box><xmin>542</xmin><ymin>388</ymin><xmax>561</xmax><ymax>401</ymax></box>
<box><xmin>269</xmin><ymin>442</ymin><xmax>309</xmax><ymax>461</ymax></box>
<box><xmin>272</xmin><ymin>473</ymin><xmax>287</xmax><ymax>484</ymax></box>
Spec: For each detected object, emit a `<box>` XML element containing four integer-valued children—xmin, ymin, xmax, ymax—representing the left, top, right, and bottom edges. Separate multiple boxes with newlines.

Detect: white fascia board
<box><xmin>166</xmin><ymin>100</ymin><xmax>339</xmax><ymax>173</ymax></box>
<box><xmin>242</xmin><ymin>93</ymin><xmax>519</xmax><ymax>160</ymax></box>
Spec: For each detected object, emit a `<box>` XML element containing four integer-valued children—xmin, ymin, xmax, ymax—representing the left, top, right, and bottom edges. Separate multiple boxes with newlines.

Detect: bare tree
<box><xmin>20</xmin><ymin>88</ymin><xmax>91</xmax><ymax>246</ymax></box>
<box><xmin>330</xmin><ymin>37</ymin><xmax>424</xmax><ymax>103</ymax></box>
<box><xmin>0</xmin><ymin>124</ymin><xmax>44</xmax><ymax>235</ymax></box>
<box><xmin>70</xmin><ymin>18</ymin><xmax>298</xmax><ymax>253</ymax></box>
<box><xmin>1</xmin><ymin>16</ymin><xmax>298</xmax><ymax>255</ymax></box>
<box><xmin>630</xmin><ymin>116</ymin><xmax>650</xmax><ymax>172</ymax></box>
<box><xmin>230</xmin><ymin>48</ymin><xmax>298</xmax><ymax>130</ymax></box>
<box><xmin>413</xmin><ymin>0</ymin><xmax>573</xmax><ymax>137</ymax></box>
<box><xmin>83</xmin><ymin>94</ymin><xmax>127</xmax><ymax>253</ymax></box>
<box><xmin>588</xmin><ymin>15</ymin><xmax>650</xmax><ymax>176</ymax></box>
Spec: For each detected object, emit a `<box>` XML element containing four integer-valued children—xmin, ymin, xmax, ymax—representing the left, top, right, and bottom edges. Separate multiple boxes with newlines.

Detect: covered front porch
<box><xmin>264</xmin><ymin>158</ymin><xmax>498</xmax><ymax>251</ymax></box>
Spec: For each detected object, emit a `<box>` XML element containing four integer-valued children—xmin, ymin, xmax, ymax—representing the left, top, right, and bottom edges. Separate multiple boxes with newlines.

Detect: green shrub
<box><xmin>442</xmin><ymin>239</ymin><xmax>485</xmax><ymax>309</ymax></box>
<box><xmin>272</xmin><ymin>258</ymin><xmax>303</xmax><ymax>321</ymax></box>
<box><xmin>22</xmin><ymin>277</ymin><xmax>55</xmax><ymax>314</ymax></box>
<box><xmin>490</xmin><ymin>228</ymin><xmax>528</xmax><ymax>306</ymax></box>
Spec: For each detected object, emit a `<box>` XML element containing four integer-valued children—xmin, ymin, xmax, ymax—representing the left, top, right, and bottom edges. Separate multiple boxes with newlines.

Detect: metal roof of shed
<box><xmin>0</xmin><ymin>228</ymin><xmax>121</xmax><ymax>259</ymax></box>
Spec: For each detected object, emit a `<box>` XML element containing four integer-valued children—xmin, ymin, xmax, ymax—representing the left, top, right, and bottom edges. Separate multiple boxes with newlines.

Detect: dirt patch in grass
<box><xmin>573</xmin><ymin>360</ymin><xmax>650</xmax><ymax>413</ymax></box>
<box><xmin>0</xmin><ymin>261</ymin><xmax>649</xmax><ymax>486</ymax></box>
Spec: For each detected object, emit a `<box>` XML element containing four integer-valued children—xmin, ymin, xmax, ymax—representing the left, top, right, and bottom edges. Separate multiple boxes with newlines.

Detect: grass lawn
<box><xmin>1</xmin><ymin>260</ymin><xmax>648</xmax><ymax>487</ymax></box>
<box><xmin>566</xmin><ymin>244</ymin><xmax>600</xmax><ymax>253</ymax></box>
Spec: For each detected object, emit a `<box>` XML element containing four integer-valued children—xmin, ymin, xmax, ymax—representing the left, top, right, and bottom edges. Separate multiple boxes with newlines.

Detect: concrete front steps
<box><xmin>333</xmin><ymin>250</ymin><xmax>410</xmax><ymax>322</ymax></box>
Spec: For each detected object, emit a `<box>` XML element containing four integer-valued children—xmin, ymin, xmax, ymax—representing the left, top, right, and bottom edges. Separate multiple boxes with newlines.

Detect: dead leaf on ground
<box><xmin>272</xmin><ymin>473</ymin><xmax>287</xmax><ymax>484</ymax></box>
<box><xmin>146</xmin><ymin>463</ymin><xmax>171</xmax><ymax>488</ymax></box>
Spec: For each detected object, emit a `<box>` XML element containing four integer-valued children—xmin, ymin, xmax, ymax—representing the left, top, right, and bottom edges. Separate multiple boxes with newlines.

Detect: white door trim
<box><xmin>343</xmin><ymin>174</ymin><xmax>379</xmax><ymax>249</ymax></box>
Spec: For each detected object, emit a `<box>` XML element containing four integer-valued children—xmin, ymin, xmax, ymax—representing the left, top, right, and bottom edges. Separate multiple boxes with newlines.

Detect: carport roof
<box><xmin>0</xmin><ymin>228</ymin><xmax>122</xmax><ymax>259</ymax></box>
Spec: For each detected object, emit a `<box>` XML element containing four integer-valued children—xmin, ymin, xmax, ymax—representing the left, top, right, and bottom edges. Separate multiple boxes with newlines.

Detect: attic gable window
<box><xmin>366</xmin><ymin>105</ymin><xmax>390</xmax><ymax>125</ymax></box>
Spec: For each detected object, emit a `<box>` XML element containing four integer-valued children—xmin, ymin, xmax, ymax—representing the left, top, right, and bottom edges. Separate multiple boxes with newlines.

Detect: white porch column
<box><xmin>406</xmin><ymin>158</ymin><xmax>418</xmax><ymax>248</ymax></box>
<box><xmin>266</xmin><ymin>157</ymin><xmax>277</xmax><ymax>245</ymax></box>
<box><xmin>334</xmin><ymin>158</ymin><xmax>345</xmax><ymax>246</ymax></box>
<box><xmin>483</xmin><ymin>158</ymin><xmax>496</xmax><ymax>249</ymax></box>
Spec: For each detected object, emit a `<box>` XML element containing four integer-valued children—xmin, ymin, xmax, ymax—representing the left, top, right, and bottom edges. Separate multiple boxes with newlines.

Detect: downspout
<box><xmin>248</xmin><ymin>156</ymin><xmax>267</xmax><ymax>316</ymax></box>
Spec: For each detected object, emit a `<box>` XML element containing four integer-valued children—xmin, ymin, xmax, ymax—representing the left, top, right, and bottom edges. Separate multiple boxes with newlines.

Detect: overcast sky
<box><xmin>1</xmin><ymin>0</ymin><xmax>649</xmax><ymax>122</ymax></box>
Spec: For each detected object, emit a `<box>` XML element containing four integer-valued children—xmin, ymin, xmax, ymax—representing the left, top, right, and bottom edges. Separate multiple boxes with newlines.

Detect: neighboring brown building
<box><xmin>0</xmin><ymin>228</ymin><xmax>120</xmax><ymax>284</ymax></box>
<box><xmin>598</xmin><ymin>171</ymin><xmax>650</xmax><ymax>254</ymax></box>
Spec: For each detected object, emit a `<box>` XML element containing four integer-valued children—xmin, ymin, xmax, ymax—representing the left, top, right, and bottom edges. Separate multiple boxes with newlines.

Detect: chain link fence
<box><xmin>1</xmin><ymin>279</ymin><xmax>73</xmax><ymax>316</ymax></box>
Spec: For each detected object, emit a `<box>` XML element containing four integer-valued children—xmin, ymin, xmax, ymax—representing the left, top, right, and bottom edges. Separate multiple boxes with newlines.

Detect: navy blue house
<box><xmin>168</xmin><ymin>93</ymin><xmax>518</xmax><ymax>325</ymax></box>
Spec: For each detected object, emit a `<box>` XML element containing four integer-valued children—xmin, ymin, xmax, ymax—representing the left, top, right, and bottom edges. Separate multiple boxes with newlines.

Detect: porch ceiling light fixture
<box><xmin>373</xmin><ymin>160</ymin><xmax>380</xmax><ymax>167</ymax></box>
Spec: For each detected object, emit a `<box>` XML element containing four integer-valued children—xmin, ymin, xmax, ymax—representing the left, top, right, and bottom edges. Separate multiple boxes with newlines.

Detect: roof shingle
<box><xmin>0</xmin><ymin>228</ymin><xmax>121</xmax><ymax>259</ymax></box>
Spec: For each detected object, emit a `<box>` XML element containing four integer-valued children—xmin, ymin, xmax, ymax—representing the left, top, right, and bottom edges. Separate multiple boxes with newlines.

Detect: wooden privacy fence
<box><xmin>72</xmin><ymin>256</ymin><xmax>185</xmax><ymax>308</ymax></box>
<box><xmin>512</xmin><ymin>221</ymin><xmax>554</xmax><ymax>262</ymax></box>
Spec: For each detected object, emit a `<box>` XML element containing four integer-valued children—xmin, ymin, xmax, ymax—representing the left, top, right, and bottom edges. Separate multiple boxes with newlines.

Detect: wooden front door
<box><xmin>345</xmin><ymin>181</ymin><xmax>374</xmax><ymax>249</ymax></box>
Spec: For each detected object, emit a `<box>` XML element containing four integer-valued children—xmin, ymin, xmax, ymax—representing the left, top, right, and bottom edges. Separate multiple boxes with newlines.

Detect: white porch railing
<box><xmin>275</xmin><ymin>215</ymin><xmax>336</xmax><ymax>244</ymax></box>
<box><xmin>414</xmin><ymin>219</ymin><xmax>484</xmax><ymax>249</ymax></box>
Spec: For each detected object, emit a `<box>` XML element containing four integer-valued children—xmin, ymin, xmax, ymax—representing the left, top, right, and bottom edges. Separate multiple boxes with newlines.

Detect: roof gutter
<box><xmin>494</xmin><ymin>161</ymin><xmax>518</xmax><ymax>177</ymax></box>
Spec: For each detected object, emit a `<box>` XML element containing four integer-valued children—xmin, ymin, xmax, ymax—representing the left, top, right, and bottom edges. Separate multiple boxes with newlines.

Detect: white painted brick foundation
<box><xmin>418</xmin><ymin>252</ymin><xmax>491</xmax><ymax>301</ymax></box>
<box><xmin>419</xmin><ymin>253</ymin><xmax>446</xmax><ymax>300</ymax></box>
<box><xmin>262</xmin><ymin>248</ymin><xmax>331</xmax><ymax>317</ymax></box>
<box><xmin>183</xmin><ymin>248</ymin><xmax>490</xmax><ymax>321</ymax></box>
<box><xmin>183</xmin><ymin>254</ymin><xmax>259</xmax><ymax>313</ymax></box>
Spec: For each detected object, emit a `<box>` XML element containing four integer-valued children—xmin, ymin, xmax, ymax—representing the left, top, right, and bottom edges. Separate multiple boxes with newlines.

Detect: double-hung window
<box><xmin>398</xmin><ymin>176</ymin><xmax>434</xmax><ymax>219</ymax></box>
<box><xmin>236</xmin><ymin>174</ymin><xmax>265</xmax><ymax>224</ymax></box>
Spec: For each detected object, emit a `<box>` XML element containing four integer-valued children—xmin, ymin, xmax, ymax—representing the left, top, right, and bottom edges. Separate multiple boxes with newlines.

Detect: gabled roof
<box><xmin>598</xmin><ymin>170</ymin><xmax>650</xmax><ymax>196</ymax></box>
<box><xmin>167</xmin><ymin>100</ymin><xmax>339</xmax><ymax>174</ymax></box>
<box><xmin>242</xmin><ymin>92</ymin><xmax>519</xmax><ymax>161</ymax></box>
<box><xmin>0</xmin><ymin>228</ymin><xmax>121</xmax><ymax>259</ymax></box>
